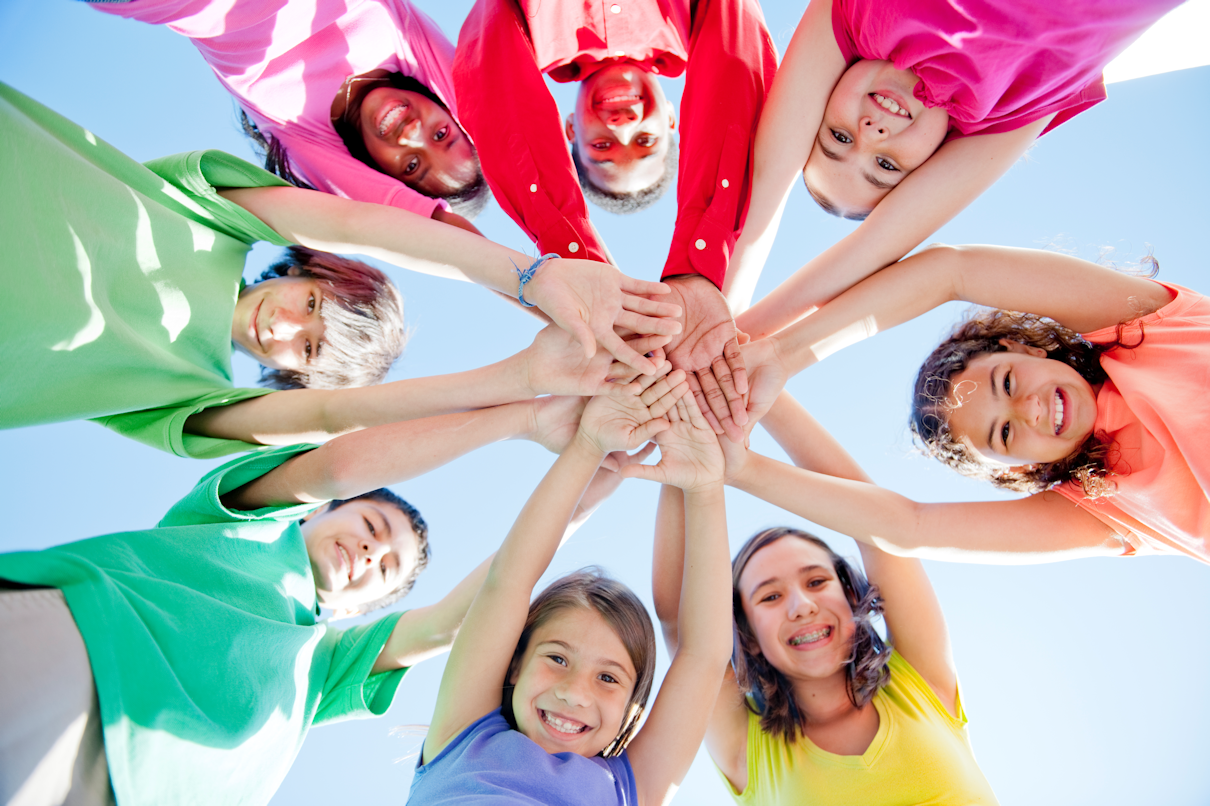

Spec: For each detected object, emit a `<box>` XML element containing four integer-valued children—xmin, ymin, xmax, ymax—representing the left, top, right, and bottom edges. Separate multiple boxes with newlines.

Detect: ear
<box><xmin>565</xmin><ymin>113</ymin><xmax>576</xmax><ymax>144</ymax></box>
<box><xmin>286</xmin><ymin>264</ymin><xmax>302</xmax><ymax>277</ymax></box>
<box><xmin>667</xmin><ymin>107</ymin><xmax>677</xmax><ymax>132</ymax></box>
<box><xmin>330</xmin><ymin>606</ymin><xmax>361</xmax><ymax>621</ymax></box>
<box><xmin>998</xmin><ymin>338</ymin><xmax>1046</xmax><ymax>358</ymax></box>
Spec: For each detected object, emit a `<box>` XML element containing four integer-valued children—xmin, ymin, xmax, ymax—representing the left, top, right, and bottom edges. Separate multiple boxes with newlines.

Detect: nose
<box><xmin>396</xmin><ymin>117</ymin><xmax>425</xmax><ymax>148</ymax></box>
<box><xmin>786</xmin><ymin>588</ymin><xmax>819</xmax><ymax>620</ymax></box>
<box><xmin>267</xmin><ymin>307</ymin><xmax>306</xmax><ymax>341</ymax></box>
<box><xmin>1017</xmin><ymin>393</ymin><xmax>1043</xmax><ymax>427</ymax></box>
<box><xmin>554</xmin><ymin>675</ymin><xmax>591</xmax><ymax>709</ymax></box>
<box><xmin>602</xmin><ymin>108</ymin><xmax>640</xmax><ymax>145</ymax></box>
<box><xmin>859</xmin><ymin>116</ymin><xmax>890</xmax><ymax>142</ymax></box>
<box><xmin>354</xmin><ymin>537</ymin><xmax>388</xmax><ymax>573</ymax></box>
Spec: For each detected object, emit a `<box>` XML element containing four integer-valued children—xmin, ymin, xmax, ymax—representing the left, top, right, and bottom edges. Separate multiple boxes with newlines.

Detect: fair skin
<box><xmin>722</xmin><ymin>0</ymin><xmax>1053</xmax><ymax>343</ymax></box>
<box><xmin>424</xmin><ymin>368</ymin><xmax>733</xmax><ymax>805</ymax></box>
<box><xmin>655</xmin><ymin>394</ymin><xmax>959</xmax><ymax>793</ymax></box>
<box><xmin>230</xmin><ymin>271</ymin><xmax>324</xmax><ymax>371</ymax></box>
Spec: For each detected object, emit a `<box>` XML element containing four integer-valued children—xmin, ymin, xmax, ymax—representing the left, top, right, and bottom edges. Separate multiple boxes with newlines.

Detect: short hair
<box><xmin>254</xmin><ymin>246</ymin><xmax>407</xmax><ymax>391</ymax></box>
<box><xmin>910</xmin><ymin>307</ymin><xmax>1141</xmax><ymax>497</ymax></box>
<box><xmin>571</xmin><ymin>137</ymin><xmax>677</xmax><ymax>215</ymax></box>
<box><xmin>328</xmin><ymin>72</ymin><xmax>491</xmax><ymax>220</ymax></box>
<box><xmin>502</xmin><ymin>568</ymin><xmax>656</xmax><ymax>757</ymax></box>
<box><xmin>328</xmin><ymin>488</ymin><xmax>430</xmax><ymax>614</ymax></box>
<box><xmin>731</xmin><ymin>527</ymin><xmax>891</xmax><ymax>743</ymax></box>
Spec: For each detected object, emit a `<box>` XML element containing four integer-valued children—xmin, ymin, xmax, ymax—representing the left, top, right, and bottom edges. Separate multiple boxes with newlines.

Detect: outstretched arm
<box><xmin>422</xmin><ymin>367</ymin><xmax>685</xmax><ymax>763</ymax></box>
<box><xmin>218</xmin><ymin>186</ymin><xmax>680</xmax><ymax>374</ymax></box>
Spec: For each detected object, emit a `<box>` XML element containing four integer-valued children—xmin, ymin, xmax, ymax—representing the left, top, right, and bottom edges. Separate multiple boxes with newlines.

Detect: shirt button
<box><xmin>652</xmin><ymin>66</ymin><xmax>660</xmax><ymax>74</ymax></box>
<box><xmin>529</xmin><ymin>183</ymin><xmax>537</xmax><ymax>192</ymax></box>
<box><xmin>695</xmin><ymin>239</ymin><xmax>706</xmax><ymax>250</ymax></box>
<box><xmin>610</xmin><ymin>3</ymin><xmax>621</xmax><ymax>12</ymax></box>
<box><xmin>569</xmin><ymin>242</ymin><xmax>580</xmax><ymax>253</ymax></box>
<box><xmin>614</xmin><ymin>50</ymin><xmax>626</xmax><ymax>57</ymax></box>
<box><xmin>721</xmin><ymin>178</ymin><xmax>729</xmax><ymax>188</ymax></box>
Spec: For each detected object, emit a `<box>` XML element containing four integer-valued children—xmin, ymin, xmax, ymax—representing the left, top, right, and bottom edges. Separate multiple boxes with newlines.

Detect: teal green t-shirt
<box><xmin>0</xmin><ymin>445</ymin><xmax>408</xmax><ymax>806</ymax></box>
<box><xmin>0</xmin><ymin>82</ymin><xmax>295</xmax><ymax>458</ymax></box>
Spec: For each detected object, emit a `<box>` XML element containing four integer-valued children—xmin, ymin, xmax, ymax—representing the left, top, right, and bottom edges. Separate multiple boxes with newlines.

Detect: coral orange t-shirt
<box><xmin>1056</xmin><ymin>283</ymin><xmax>1210</xmax><ymax>562</ymax></box>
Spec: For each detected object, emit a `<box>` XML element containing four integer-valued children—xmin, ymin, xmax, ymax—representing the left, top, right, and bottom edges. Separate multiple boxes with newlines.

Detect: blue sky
<box><xmin>2</xmin><ymin>2</ymin><xmax>1208</xmax><ymax>804</ymax></box>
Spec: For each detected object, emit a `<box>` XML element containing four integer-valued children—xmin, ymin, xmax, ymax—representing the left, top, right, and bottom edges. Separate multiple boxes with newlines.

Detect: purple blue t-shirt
<box><xmin>408</xmin><ymin>710</ymin><xmax>638</xmax><ymax>805</ymax></box>
<box><xmin>832</xmin><ymin>0</ymin><xmax>1182</xmax><ymax>139</ymax></box>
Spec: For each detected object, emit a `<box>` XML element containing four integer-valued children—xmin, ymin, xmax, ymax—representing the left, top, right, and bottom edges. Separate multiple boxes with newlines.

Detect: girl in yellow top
<box><xmin>646</xmin><ymin>393</ymin><xmax>999</xmax><ymax>805</ymax></box>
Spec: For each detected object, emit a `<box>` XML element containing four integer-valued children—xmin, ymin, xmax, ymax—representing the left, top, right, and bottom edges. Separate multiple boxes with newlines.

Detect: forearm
<box><xmin>223</xmin><ymin>401</ymin><xmax>534</xmax><ymax>508</ymax></box>
<box><xmin>676</xmin><ymin>485</ymin><xmax>733</xmax><ymax>662</ymax></box>
<box><xmin>652</xmin><ymin>485</ymin><xmax>688</xmax><ymax>652</ymax></box>
<box><xmin>760</xmin><ymin>393</ymin><xmax>872</xmax><ymax>483</ymax></box>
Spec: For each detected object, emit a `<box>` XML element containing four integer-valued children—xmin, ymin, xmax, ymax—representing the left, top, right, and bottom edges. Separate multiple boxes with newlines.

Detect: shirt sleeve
<box><xmin>156</xmin><ymin>443</ymin><xmax>323</xmax><ymax>527</ymax></box>
<box><xmin>141</xmin><ymin>150</ymin><xmax>294</xmax><ymax>247</ymax></box>
<box><xmin>313</xmin><ymin>612</ymin><xmax>409</xmax><ymax>726</ymax></box>
<box><xmin>661</xmin><ymin>0</ymin><xmax>777</xmax><ymax>288</ymax></box>
<box><xmin>92</xmin><ymin>387</ymin><xmax>279</xmax><ymax>459</ymax></box>
<box><xmin>453</xmin><ymin>0</ymin><xmax>609</xmax><ymax>262</ymax></box>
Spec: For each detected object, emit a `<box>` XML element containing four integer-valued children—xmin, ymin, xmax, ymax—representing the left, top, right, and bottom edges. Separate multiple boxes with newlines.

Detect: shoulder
<box><xmin>881</xmin><ymin>651</ymin><xmax>966</xmax><ymax>727</ymax></box>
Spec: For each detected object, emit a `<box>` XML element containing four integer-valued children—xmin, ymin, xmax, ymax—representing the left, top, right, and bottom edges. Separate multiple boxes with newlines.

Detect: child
<box><xmin>454</xmin><ymin>0</ymin><xmax>777</xmax><ymax>401</ymax></box>
<box><xmin>1</xmin><ymin>83</ymin><xmax>679</xmax><ymax>457</ymax></box>
<box><xmin>725</xmin><ymin>0</ymin><xmax>1181</xmax><ymax>347</ymax></box>
<box><xmin>89</xmin><ymin>0</ymin><xmax>488</xmax><ymax>229</ymax></box>
<box><xmin>663</xmin><ymin>394</ymin><xmax>998</xmax><ymax>804</ymax></box>
<box><xmin>722</xmin><ymin>242</ymin><xmax>1206</xmax><ymax>562</ymax></box>
<box><xmin>409</xmin><ymin>365</ymin><xmax>734</xmax><ymax>805</ymax></box>
<box><xmin>0</xmin><ymin>388</ymin><xmax>640</xmax><ymax>806</ymax></box>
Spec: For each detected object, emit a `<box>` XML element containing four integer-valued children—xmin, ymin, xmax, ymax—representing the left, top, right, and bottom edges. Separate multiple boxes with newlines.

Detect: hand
<box><xmin>576</xmin><ymin>362</ymin><xmax>687</xmax><ymax>455</ymax></box>
<box><xmin>701</xmin><ymin>335</ymin><xmax>788</xmax><ymax>441</ymax></box>
<box><xmin>619</xmin><ymin>391</ymin><xmax>725</xmax><ymax>495</ymax></box>
<box><xmin>523</xmin><ymin>325</ymin><xmax>672</xmax><ymax>397</ymax></box>
<box><xmin>528</xmin><ymin>395</ymin><xmax>587</xmax><ymax>455</ymax></box>
<box><xmin>660</xmin><ymin>275</ymin><xmax>749</xmax><ymax>437</ymax></box>
<box><xmin>524</xmin><ymin>259</ymin><xmax>683</xmax><ymax>376</ymax></box>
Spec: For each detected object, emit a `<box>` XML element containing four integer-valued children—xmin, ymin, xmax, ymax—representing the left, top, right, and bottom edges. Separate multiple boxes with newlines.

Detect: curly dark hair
<box><xmin>909</xmin><ymin>307</ymin><xmax>1145</xmax><ymax>497</ymax></box>
<box><xmin>731</xmin><ymin>528</ymin><xmax>891</xmax><ymax>743</ymax></box>
<box><xmin>328</xmin><ymin>488</ymin><xmax>430</xmax><ymax>613</ymax></box>
<box><xmin>502</xmin><ymin>568</ymin><xmax>656</xmax><ymax>757</ymax></box>
<box><xmin>571</xmin><ymin>137</ymin><xmax>677</xmax><ymax>215</ymax></box>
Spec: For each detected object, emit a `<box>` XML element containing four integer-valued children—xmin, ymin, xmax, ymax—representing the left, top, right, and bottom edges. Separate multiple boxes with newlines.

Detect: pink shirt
<box><xmin>93</xmin><ymin>0</ymin><xmax>461</xmax><ymax>217</ymax></box>
<box><xmin>832</xmin><ymin>0</ymin><xmax>1182</xmax><ymax>139</ymax></box>
<box><xmin>1056</xmin><ymin>284</ymin><xmax>1210</xmax><ymax>563</ymax></box>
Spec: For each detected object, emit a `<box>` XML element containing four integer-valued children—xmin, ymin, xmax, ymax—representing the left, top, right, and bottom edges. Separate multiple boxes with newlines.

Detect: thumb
<box><xmin>618</xmin><ymin>462</ymin><xmax>669</xmax><ymax>484</ymax></box>
<box><xmin>630</xmin><ymin>417</ymin><xmax>671</xmax><ymax>446</ymax></box>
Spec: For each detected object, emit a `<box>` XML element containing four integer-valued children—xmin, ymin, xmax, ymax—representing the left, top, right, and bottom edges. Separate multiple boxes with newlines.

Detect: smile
<box><xmin>789</xmin><ymin>626</ymin><xmax>832</xmax><ymax>646</ymax></box>
<box><xmin>1053</xmin><ymin>389</ymin><xmax>1067</xmax><ymax>435</ymax></box>
<box><xmin>337</xmin><ymin>544</ymin><xmax>352</xmax><ymax>581</ymax></box>
<box><xmin>871</xmin><ymin>93</ymin><xmax>911</xmax><ymax>119</ymax></box>
<box><xmin>377</xmin><ymin>102</ymin><xmax>409</xmax><ymax>138</ymax></box>
<box><xmin>251</xmin><ymin>299</ymin><xmax>265</xmax><ymax>351</ymax></box>
<box><xmin>540</xmin><ymin>709</ymin><xmax>589</xmax><ymax>735</ymax></box>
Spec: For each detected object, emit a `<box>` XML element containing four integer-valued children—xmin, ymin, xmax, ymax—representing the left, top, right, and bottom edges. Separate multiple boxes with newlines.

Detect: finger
<box><xmin>599</xmin><ymin>330</ymin><xmax>658</xmax><ymax>376</ymax></box>
<box><xmin>559</xmin><ymin>318</ymin><xmax>598</xmax><ymax>362</ymax></box>
<box><xmin>628</xmin><ymin>442</ymin><xmax>658</xmax><ymax>463</ymax></box>
<box><xmin>617</xmin><ymin>276</ymin><xmax>673</xmax><ymax>297</ymax></box>
<box><xmin>649</xmin><ymin>380</ymin><xmax>690</xmax><ymax>421</ymax></box>
<box><xmin>680</xmin><ymin>390</ymin><xmax>712</xmax><ymax>432</ymax></box>
<box><xmin>616</xmin><ymin>309</ymin><xmax>682</xmax><ymax>337</ymax></box>
<box><xmin>686</xmin><ymin>373</ymin><xmax>723</xmax><ymax>435</ymax></box>
<box><xmin>601</xmin><ymin>453</ymin><xmax>621</xmax><ymax>472</ymax></box>
<box><xmin>711</xmin><ymin>349</ymin><xmax>749</xmax><ymax>430</ymax></box>
<box><xmin>723</xmin><ymin>336</ymin><xmax>749</xmax><ymax>396</ymax></box>
<box><xmin>635</xmin><ymin>362</ymin><xmax>676</xmax><ymax>392</ymax></box>
<box><xmin>639</xmin><ymin>373</ymin><xmax>680</xmax><ymax>407</ymax></box>
<box><xmin>736</xmin><ymin>330</ymin><xmax>751</xmax><ymax>345</ymax></box>
<box><xmin>620</xmin><ymin>293</ymin><xmax>683</xmax><ymax>318</ymax></box>
<box><xmin>618</xmin><ymin>462</ymin><xmax>671</xmax><ymax>485</ymax></box>
<box><xmin>630</xmin><ymin>417</ymin><xmax>671</xmax><ymax>446</ymax></box>
<box><xmin>695</xmin><ymin>368</ymin><xmax>734</xmax><ymax>433</ymax></box>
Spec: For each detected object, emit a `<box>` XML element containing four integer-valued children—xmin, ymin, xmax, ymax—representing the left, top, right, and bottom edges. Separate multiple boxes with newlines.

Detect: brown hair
<box><xmin>328</xmin><ymin>488</ymin><xmax>430</xmax><ymax>613</ymax></box>
<box><xmin>254</xmin><ymin>246</ymin><xmax>406</xmax><ymax>391</ymax></box>
<box><xmin>503</xmin><ymin>568</ymin><xmax>656</xmax><ymax>757</ymax></box>
<box><xmin>731</xmin><ymin>528</ymin><xmax>891</xmax><ymax>743</ymax></box>
<box><xmin>910</xmin><ymin>308</ymin><xmax>1140</xmax><ymax>497</ymax></box>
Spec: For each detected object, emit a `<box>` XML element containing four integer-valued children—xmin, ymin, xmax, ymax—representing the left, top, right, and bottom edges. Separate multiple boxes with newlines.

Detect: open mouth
<box><xmin>540</xmin><ymin>709</ymin><xmax>589</xmax><ymax>736</ymax></box>
<box><xmin>336</xmin><ymin>544</ymin><xmax>352</xmax><ymax>581</ymax></box>
<box><xmin>377</xmin><ymin>102</ymin><xmax>409</xmax><ymax>138</ymax></box>
<box><xmin>251</xmin><ymin>299</ymin><xmax>265</xmax><ymax>350</ymax></box>
<box><xmin>789</xmin><ymin>626</ymin><xmax>832</xmax><ymax>646</ymax></box>
<box><xmin>1053</xmin><ymin>389</ymin><xmax>1067</xmax><ymax>435</ymax></box>
<box><xmin>870</xmin><ymin>92</ymin><xmax>911</xmax><ymax>119</ymax></box>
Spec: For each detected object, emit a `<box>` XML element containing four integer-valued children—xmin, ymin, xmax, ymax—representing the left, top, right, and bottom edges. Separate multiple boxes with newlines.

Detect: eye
<box><xmin>363</xmin><ymin>516</ymin><xmax>376</xmax><ymax>537</ymax></box>
<box><xmin>403</xmin><ymin>156</ymin><xmax>420</xmax><ymax>175</ymax></box>
<box><xmin>759</xmin><ymin>592</ymin><xmax>781</xmax><ymax>603</ymax></box>
<box><xmin>1000</xmin><ymin>422</ymin><xmax>1011</xmax><ymax>448</ymax></box>
<box><xmin>380</xmin><ymin>558</ymin><xmax>389</xmax><ymax>577</ymax></box>
<box><xmin>1003</xmin><ymin>370</ymin><xmax>1012</xmax><ymax>396</ymax></box>
<box><xmin>433</xmin><ymin>125</ymin><xmax>448</xmax><ymax>142</ymax></box>
<box><xmin>590</xmin><ymin>140</ymin><xmax>611</xmax><ymax>151</ymax></box>
<box><xmin>307</xmin><ymin>293</ymin><xmax>316</xmax><ymax>314</ymax></box>
<box><xmin>304</xmin><ymin>340</ymin><xmax>312</xmax><ymax>360</ymax></box>
<box><xmin>636</xmin><ymin>134</ymin><xmax>656</xmax><ymax>148</ymax></box>
<box><xmin>831</xmin><ymin>129</ymin><xmax>853</xmax><ymax>145</ymax></box>
<box><xmin>599</xmin><ymin>673</ymin><xmax>619</xmax><ymax>684</ymax></box>
<box><xmin>547</xmin><ymin>654</ymin><xmax>568</xmax><ymax>667</ymax></box>
<box><xmin>876</xmin><ymin>157</ymin><xmax>899</xmax><ymax>172</ymax></box>
<box><xmin>806</xmin><ymin>578</ymin><xmax>825</xmax><ymax>588</ymax></box>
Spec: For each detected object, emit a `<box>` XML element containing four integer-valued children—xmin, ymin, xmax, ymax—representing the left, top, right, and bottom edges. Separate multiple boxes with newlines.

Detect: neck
<box><xmin>789</xmin><ymin>670</ymin><xmax>858</xmax><ymax>725</ymax></box>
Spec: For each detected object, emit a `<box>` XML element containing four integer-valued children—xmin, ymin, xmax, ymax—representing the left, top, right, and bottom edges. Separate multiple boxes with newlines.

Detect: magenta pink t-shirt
<box><xmin>92</xmin><ymin>0</ymin><xmax>461</xmax><ymax>217</ymax></box>
<box><xmin>1055</xmin><ymin>284</ymin><xmax>1210</xmax><ymax>564</ymax></box>
<box><xmin>831</xmin><ymin>0</ymin><xmax>1182</xmax><ymax>139</ymax></box>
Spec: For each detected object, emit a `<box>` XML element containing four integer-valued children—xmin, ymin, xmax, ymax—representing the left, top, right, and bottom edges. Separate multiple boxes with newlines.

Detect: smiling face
<box><xmin>508</xmin><ymin>606</ymin><xmax>637</xmax><ymax>757</ymax></box>
<box><xmin>231</xmin><ymin>274</ymin><xmax>326</xmax><ymax>371</ymax></box>
<box><xmin>804</xmin><ymin>60</ymin><xmax>949</xmax><ymax>217</ymax></box>
<box><xmin>357</xmin><ymin>86</ymin><xmax>479</xmax><ymax>196</ymax></box>
<box><xmin>738</xmin><ymin>538</ymin><xmax>857</xmax><ymax>684</ymax></box>
<box><xmin>567</xmin><ymin>63</ymin><xmax>675</xmax><ymax>194</ymax></box>
<box><xmin>302</xmin><ymin>500</ymin><xmax>420</xmax><ymax>614</ymax></box>
<box><xmin>946</xmin><ymin>341</ymin><xmax>1100</xmax><ymax>468</ymax></box>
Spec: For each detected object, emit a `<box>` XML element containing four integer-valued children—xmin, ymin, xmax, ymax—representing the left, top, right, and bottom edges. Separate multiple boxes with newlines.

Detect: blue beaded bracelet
<box><xmin>513</xmin><ymin>252</ymin><xmax>560</xmax><ymax>308</ymax></box>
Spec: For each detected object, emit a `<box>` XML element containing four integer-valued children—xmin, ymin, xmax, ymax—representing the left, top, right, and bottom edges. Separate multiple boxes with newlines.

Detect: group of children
<box><xmin>1</xmin><ymin>0</ymin><xmax>1204</xmax><ymax>804</ymax></box>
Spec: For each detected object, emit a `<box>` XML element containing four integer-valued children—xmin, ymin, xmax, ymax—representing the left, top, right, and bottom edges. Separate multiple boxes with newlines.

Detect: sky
<box><xmin>1</xmin><ymin>2</ymin><xmax>1208</xmax><ymax>805</ymax></box>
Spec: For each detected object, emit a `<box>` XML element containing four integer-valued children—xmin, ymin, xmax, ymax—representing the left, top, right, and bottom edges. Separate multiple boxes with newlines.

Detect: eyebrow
<box><xmin>862</xmin><ymin>172</ymin><xmax>897</xmax><ymax>190</ymax></box>
<box><xmin>748</xmin><ymin>564</ymin><xmax>826</xmax><ymax>598</ymax></box>
<box><xmin>541</xmin><ymin>640</ymin><xmax>630</xmax><ymax>674</ymax></box>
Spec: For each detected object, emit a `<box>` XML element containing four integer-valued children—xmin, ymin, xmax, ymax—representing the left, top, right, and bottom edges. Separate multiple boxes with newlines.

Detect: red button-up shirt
<box><xmin>454</xmin><ymin>0</ymin><xmax>776</xmax><ymax>288</ymax></box>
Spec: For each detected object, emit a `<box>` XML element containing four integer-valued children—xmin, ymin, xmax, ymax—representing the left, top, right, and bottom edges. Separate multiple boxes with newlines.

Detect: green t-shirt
<box><xmin>0</xmin><ymin>82</ymin><xmax>295</xmax><ymax>458</ymax></box>
<box><xmin>0</xmin><ymin>445</ymin><xmax>408</xmax><ymax>806</ymax></box>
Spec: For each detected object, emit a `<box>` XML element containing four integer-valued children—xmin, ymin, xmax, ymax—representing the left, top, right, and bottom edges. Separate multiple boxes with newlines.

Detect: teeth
<box><xmin>542</xmin><ymin>711</ymin><xmax>586</xmax><ymax>734</ymax></box>
<box><xmin>790</xmin><ymin>627</ymin><xmax>831</xmax><ymax>646</ymax></box>
<box><xmin>872</xmin><ymin>93</ymin><xmax>910</xmax><ymax>118</ymax></box>
<box><xmin>378</xmin><ymin>104</ymin><xmax>407</xmax><ymax>137</ymax></box>
<box><xmin>1054</xmin><ymin>392</ymin><xmax>1064</xmax><ymax>434</ymax></box>
<box><xmin>338</xmin><ymin>545</ymin><xmax>350</xmax><ymax>576</ymax></box>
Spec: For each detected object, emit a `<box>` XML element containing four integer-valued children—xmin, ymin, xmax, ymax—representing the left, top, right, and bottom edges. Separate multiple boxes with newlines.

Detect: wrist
<box><xmin>569</xmin><ymin>428</ymin><xmax>609</xmax><ymax>462</ymax></box>
<box><xmin>683</xmin><ymin>480</ymin><xmax>726</xmax><ymax>501</ymax></box>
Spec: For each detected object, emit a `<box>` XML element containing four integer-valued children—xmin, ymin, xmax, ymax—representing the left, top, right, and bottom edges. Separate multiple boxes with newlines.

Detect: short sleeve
<box><xmin>157</xmin><ymin>443</ymin><xmax>321</xmax><ymax>527</ymax></box>
<box><xmin>313</xmin><ymin>612</ymin><xmax>408</xmax><ymax>726</ymax></box>
<box><xmin>141</xmin><ymin>150</ymin><xmax>294</xmax><ymax>246</ymax></box>
<box><xmin>93</xmin><ymin>387</ymin><xmax>278</xmax><ymax>459</ymax></box>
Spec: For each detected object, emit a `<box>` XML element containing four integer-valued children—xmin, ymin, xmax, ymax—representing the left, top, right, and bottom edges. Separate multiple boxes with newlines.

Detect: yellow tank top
<box><xmin>722</xmin><ymin>651</ymin><xmax>999</xmax><ymax>805</ymax></box>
